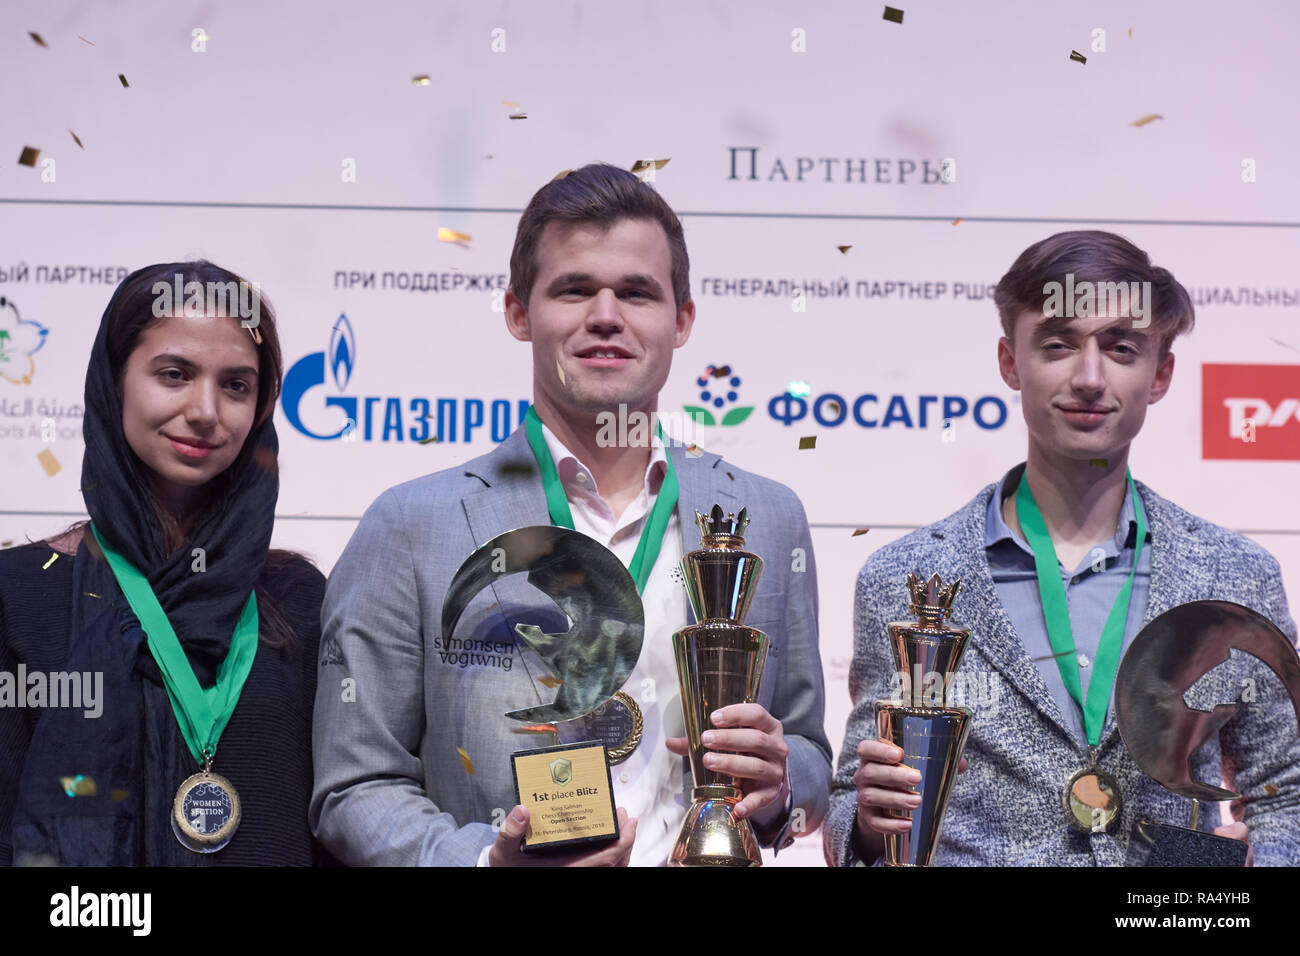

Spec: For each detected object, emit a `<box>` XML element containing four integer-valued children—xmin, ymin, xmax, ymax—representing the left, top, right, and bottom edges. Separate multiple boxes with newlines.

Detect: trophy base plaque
<box><xmin>669</xmin><ymin>785</ymin><xmax>761</xmax><ymax>867</ymax></box>
<box><xmin>1125</xmin><ymin>820</ymin><xmax>1248</xmax><ymax>867</ymax></box>
<box><xmin>510</xmin><ymin>741</ymin><xmax>619</xmax><ymax>854</ymax></box>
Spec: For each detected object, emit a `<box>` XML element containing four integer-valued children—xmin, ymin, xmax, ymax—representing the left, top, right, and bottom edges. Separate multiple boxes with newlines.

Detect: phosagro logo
<box><xmin>281</xmin><ymin>314</ymin><xmax>528</xmax><ymax>444</ymax></box>
<box><xmin>684</xmin><ymin>363</ymin><xmax>755</xmax><ymax>427</ymax></box>
<box><xmin>0</xmin><ymin>296</ymin><xmax>50</xmax><ymax>385</ymax></box>
<box><xmin>1202</xmin><ymin>363</ymin><xmax>1300</xmax><ymax>460</ymax></box>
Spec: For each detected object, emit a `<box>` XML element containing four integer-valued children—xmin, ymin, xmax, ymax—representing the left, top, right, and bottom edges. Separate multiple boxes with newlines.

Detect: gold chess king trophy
<box><xmin>669</xmin><ymin>505</ymin><xmax>769</xmax><ymax>867</ymax></box>
<box><xmin>875</xmin><ymin>572</ymin><xmax>973</xmax><ymax>867</ymax></box>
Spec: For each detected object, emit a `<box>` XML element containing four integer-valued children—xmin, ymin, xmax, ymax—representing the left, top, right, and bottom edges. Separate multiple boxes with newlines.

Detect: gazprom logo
<box><xmin>329</xmin><ymin>314</ymin><xmax>355</xmax><ymax>391</ymax></box>
<box><xmin>282</xmin><ymin>315</ymin><xmax>356</xmax><ymax>440</ymax></box>
<box><xmin>281</xmin><ymin>314</ymin><xmax>529</xmax><ymax>444</ymax></box>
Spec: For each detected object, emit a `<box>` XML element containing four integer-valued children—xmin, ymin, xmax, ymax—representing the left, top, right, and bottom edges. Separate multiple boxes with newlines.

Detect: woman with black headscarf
<box><xmin>0</xmin><ymin>261</ymin><xmax>326</xmax><ymax>865</ymax></box>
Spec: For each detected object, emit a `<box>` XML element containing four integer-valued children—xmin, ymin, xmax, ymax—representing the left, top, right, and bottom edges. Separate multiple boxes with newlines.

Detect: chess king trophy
<box><xmin>875</xmin><ymin>573</ymin><xmax>973</xmax><ymax>866</ymax></box>
<box><xmin>670</xmin><ymin>506</ymin><xmax>769</xmax><ymax>867</ymax></box>
<box><xmin>1115</xmin><ymin>600</ymin><xmax>1300</xmax><ymax>866</ymax></box>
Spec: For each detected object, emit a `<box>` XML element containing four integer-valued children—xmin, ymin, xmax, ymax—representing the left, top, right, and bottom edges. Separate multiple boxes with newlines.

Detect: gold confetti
<box><xmin>59</xmin><ymin>775</ymin><xmax>97</xmax><ymax>797</ymax></box>
<box><xmin>1264</xmin><ymin>784</ymin><xmax>1279</xmax><ymax>796</ymax></box>
<box><xmin>38</xmin><ymin>449</ymin><xmax>61</xmax><ymax>476</ymax></box>
<box><xmin>630</xmin><ymin>158</ymin><xmax>670</xmax><ymax>176</ymax></box>
<box><xmin>798</xmin><ymin>436</ymin><xmax>816</xmax><ymax>450</ymax></box>
<box><xmin>111</xmin><ymin>788</ymin><xmax>129</xmax><ymax>802</ymax></box>
<box><xmin>882</xmin><ymin>6</ymin><xmax>904</xmax><ymax>24</ymax></box>
<box><xmin>556</xmin><ymin>359</ymin><xmax>567</xmax><ymax>387</ymax></box>
<box><xmin>726</xmin><ymin>471</ymin><xmax>734</xmax><ymax>480</ymax></box>
<box><xmin>1069</xmin><ymin>50</ymin><xmax>1086</xmax><ymax>65</ymax></box>
<box><xmin>551</xmin><ymin>168</ymin><xmax>572</xmax><ymax>181</ymax></box>
<box><xmin>19</xmin><ymin>146</ymin><xmax>40</xmax><ymax>167</ymax></box>
<box><xmin>78</xmin><ymin>35</ymin><xmax>95</xmax><ymax>45</ymax></box>
<box><xmin>509</xmin><ymin>112</ymin><xmax>527</xmax><ymax>120</ymax></box>
<box><xmin>824</xmin><ymin>400</ymin><xmax>842</xmax><ymax>417</ymax></box>
<box><xmin>1089</xmin><ymin>458</ymin><xmax>1108</xmax><ymax>468</ymax></box>
<box><xmin>82</xmin><ymin>592</ymin><xmax>101</xmax><ymax>599</ymax></box>
<box><xmin>502</xmin><ymin>100</ymin><xmax>522</xmax><ymax>108</ymax></box>
<box><xmin>417</xmin><ymin>434</ymin><xmax>441</xmax><ymax>444</ymax></box>
<box><xmin>29</xmin><ymin>31</ymin><xmax>48</xmax><ymax>47</ymax></box>
<box><xmin>1269</xmin><ymin>338</ymin><xmax>1300</xmax><ymax>353</ymax></box>
<box><xmin>118</xmin><ymin>73</ymin><xmax>129</xmax><ymax>87</ymax></box>
<box><xmin>711</xmin><ymin>365</ymin><xmax>732</xmax><ymax>378</ymax></box>
<box><xmin>1131</xmin><ymin>113</ymin><xmax>1163</xmax><ymax>127</ymax></box>
<box><xmin>852</xmin><ymin>528</ymin><xmax>871</xmax><ymax>537</ymax></box>
<box><xmin>412</xmin><ymin>75</ymin><xmax>431</xmax><ymax>85</ymax></box>
<box><xmin>685</xmin><ymin>443</ymin><xmax>703</xmax><ymax>458</ymax></box>
<box><xmin>952</xmin><ymin>218</ymin><xmax>963</xmax><ymax>226</ymax></box>
<box><xmin>837</xmin><ymin>245</ymin><xmax>851</xmax><ymax>254</ymax></box>
<box><xmin>500</xmin><ymin>462</ymin><xmax>536</xmax><ymax>476</ymax></box>
<box><xmin>0</xmin><ymin>541</ymin><xmax>11</xmax><ymax>548</ymax></box>
<box><xmin>1128</xmin><ymin>27</ymin><xmax>1132</xmax><ymax>39</ymax></box>
<box><xmin>438</xmin><ymin>227</ymin><xmax>472</xmax><ymax>245</ymax></box>
<box><xmin>518</xmin><ymin>723</ymin><xmax>559</xmax><ymax>734</ymax></box>
<box><xmin>456</xmin><ymin>747</ymin><xmax>475</xmax><ymax>775</ymax></box>
<box><xmin>537</xmin><ymin>676</ymin><xmax>564</xmax><ymax>688</ymax></box>
<box><xmin>42</xmin><ymin>552</ymin><xmax>59</xmax><ymax>570</ymax></box>
<box><xmin>68</xmin><ymin>129</ymin><xmax>84</xmax><ymax>149</ymax></box>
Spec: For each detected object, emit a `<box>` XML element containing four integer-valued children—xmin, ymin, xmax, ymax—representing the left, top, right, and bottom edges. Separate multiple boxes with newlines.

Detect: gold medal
<box><xmin>587</xmin><ymin>691</ymin><xmax>644</xmax><ymax>765</ymax></box>
<box><xmin>1064</xmin><ymin>766</ymin><xmax>1122</xmax><ymax>834</ymax></box>
<box><xmin>172</xmin><ymin>763</ymin><xmax>241</xmax><ymax>853</ymax></box>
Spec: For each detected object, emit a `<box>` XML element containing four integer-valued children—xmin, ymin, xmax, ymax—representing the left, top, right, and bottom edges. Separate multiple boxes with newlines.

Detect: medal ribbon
<box><xmin>1015</xmin><ymin>470</ymin><xmax>1147</xmax><ymax>747</ymax></box>
<box><xmin>90</xmin><ymin>522</ymin><xmax>259</xmax><ymax>767</ymax></box>
<box><xmin>524</xmin><ymin>406</ymin><xmax>678</xmax><ymax>595</ymax></box>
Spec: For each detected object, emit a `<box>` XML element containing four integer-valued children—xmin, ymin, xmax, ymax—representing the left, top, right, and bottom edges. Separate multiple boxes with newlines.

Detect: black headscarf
<box><xmin>11</xmin><ymin>263</ymin><xmax>279</xmax><ymax>865</ymax></box>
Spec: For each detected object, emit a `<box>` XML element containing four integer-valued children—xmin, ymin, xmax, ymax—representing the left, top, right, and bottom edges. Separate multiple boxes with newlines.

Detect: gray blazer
<box><xmin>825</xmin><ymin>472</ymin><xmax>1300</xmax><ymax>866</ymax></box>
<box><xmin>311</xmin><ymin>426</ymin><xmax>832</xmax><ymax>865</ymax></box>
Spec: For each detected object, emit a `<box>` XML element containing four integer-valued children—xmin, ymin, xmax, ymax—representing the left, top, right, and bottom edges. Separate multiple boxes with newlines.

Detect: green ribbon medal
<box><xmin>523</xmin><ymin>407</ymin><xmax>678</xmax><ymax>761</ymax></box>
<box><xmin>90</xmin><ymin>521</ymin><xmax>256</xmax><ymax>852</ymax></box>
<box><xmin>1014</xmin><ymin>470</ymin><xmax>1148</xmax><ymax>835</ymax></box>
<box><xmin>524</xmin><ymin>406</ymin><xmax>679</xmax><ymax>595</ymax></box>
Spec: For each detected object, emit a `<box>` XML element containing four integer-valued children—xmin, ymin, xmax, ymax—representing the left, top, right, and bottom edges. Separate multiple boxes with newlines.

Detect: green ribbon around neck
<box><xmin>1014</xmin><ymin>469</ymin><xmax>1147</xmax><ymax>747</ymax></box>
<box><xmin>524</xmin><ymin>406</ymin><xmax>678</xmax><ymax>595</ymax></box>
<box><xmin>91</xmin><ymin>522</ymin><xmax>258</xmax><ymax>768</ymax></box>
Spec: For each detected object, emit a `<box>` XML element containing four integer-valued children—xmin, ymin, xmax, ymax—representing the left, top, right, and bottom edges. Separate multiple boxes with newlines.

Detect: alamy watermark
<box><xmin>1042</xmin><ymin>273</ymin><xmax>1152</xmax><ymax>329</ymax></box>
<box><xmin>0</xmin><ymin>666</ymin><xmax>103</xmax><ymax>718</ymax></box>
<box><xmin>595</xmin><ymin>404</ymin><xmax>703</xmax><ymax>448</ymax></box>
<box><xmin>885</xmin><ymin>667</ymin><xmax>1003</xmax><ymax>714</ymax></box>
<box><xmin>152</xmin><ymin>274</ymin><xmax>260</xmax><ymax>328</ymax></box>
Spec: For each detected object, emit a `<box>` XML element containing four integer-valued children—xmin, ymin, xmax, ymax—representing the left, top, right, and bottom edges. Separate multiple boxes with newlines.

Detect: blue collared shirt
<box><xmin>984</xmin><ymin>468</ymin><xmax>1152</xmax><ymax>745</ymax></box>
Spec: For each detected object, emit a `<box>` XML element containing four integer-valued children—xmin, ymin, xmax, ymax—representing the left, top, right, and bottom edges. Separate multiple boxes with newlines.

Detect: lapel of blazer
<box><xmin>954</xmin><ymin>466</ymin><xmax>1083</xmax><ymax>748</ymax></box>
<box><xmin>1093</xmin><ymin>479</ymin><xmax>1204</xmax><ymax>752</ymax></box>
<box><xmin>459</xmin><ymin>426</ymin><xmax>551</xmax><ymax>547</ymax></box>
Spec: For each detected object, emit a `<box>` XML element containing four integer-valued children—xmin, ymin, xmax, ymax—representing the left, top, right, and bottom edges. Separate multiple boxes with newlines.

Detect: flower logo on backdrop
<box><xmin>683</xmin><ymin>363</ymin><xmax>755</xmax><ymax>427</ymax></box>
<box><xmin>0</xmin><ymin>297</ymin><xmax>50</xmax><ymax>385</ymax></box>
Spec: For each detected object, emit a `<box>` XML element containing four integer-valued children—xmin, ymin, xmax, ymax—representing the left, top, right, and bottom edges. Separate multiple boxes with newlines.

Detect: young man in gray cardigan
<box><xmin>826</xmin><ymin>230</ymin><xmax>1299</xmax><ymax>866</ymax></box>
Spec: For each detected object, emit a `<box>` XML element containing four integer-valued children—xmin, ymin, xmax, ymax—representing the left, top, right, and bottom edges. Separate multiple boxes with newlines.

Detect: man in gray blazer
<box><xmin>311</xmin><ymin>163</ymin><xmax>831</xmax><ymax>866</ymax></box>
<box><xmin>826</xmin><ymin>230</ymin><xmax>1300</xmax><ymax>866</ymax></box>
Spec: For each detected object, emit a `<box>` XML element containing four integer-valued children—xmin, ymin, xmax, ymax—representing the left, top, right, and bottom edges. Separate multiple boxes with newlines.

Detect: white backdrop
<box><xmin>3</xmin><ymin>0</ymin><xmax>1299</xmax><ymax>866</ymax></box>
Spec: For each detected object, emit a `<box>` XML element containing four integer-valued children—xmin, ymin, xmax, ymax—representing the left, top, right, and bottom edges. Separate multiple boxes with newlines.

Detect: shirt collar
<box><xmin>539</xmin><ymin>421</ymin><xmax>668</xmax><ymax>501</ymax></box>
<box><xmin>985</xmin><ymin>467</ymin><xmax>1143</xmax><ymax>556</ymax></box>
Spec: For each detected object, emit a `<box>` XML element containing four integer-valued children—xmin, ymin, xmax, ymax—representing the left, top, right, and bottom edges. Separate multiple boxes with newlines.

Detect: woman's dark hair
<box><xmin>46</xmin><ymin>260</ymin><xmax>310</xmax><ymax>648</ymax></box>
